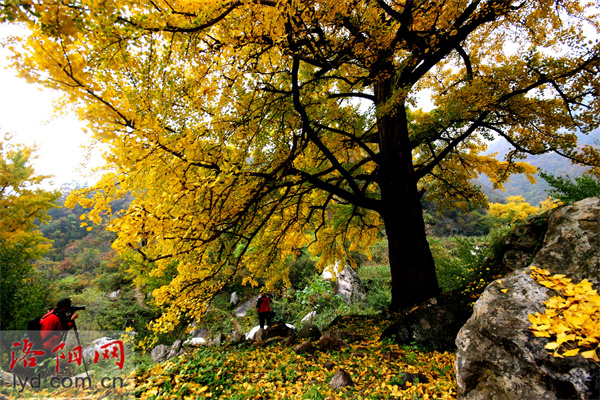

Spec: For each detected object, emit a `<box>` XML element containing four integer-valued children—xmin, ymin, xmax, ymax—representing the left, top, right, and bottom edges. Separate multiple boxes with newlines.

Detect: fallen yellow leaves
<box><xmin>132</xmin><ymin>317</ymin><xmax>458</xmax><ymax>399</ymax></box>
<box><xmin>528</xmin><ymin>266</ymin><xmax>600</xmax><ymax>362</ymax></box>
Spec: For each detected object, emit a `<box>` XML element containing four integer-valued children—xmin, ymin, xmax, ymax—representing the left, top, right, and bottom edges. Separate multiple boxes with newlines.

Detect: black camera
<box><xmin>70</xmin><ymin>305</ymin><xmax>86</xmax><ymax>312</ymax></box>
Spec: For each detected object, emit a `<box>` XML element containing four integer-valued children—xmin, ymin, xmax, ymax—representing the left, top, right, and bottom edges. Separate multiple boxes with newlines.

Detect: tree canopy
<box><xmin>0</xmin><ymin>138</ymin><xmax>60</xmax><ymax>329</ymax></box>
<box><xmin>0</xmin><ymin>139</ymin><xmax>59</xmax><ymax>257</ymax></box>
<box><xmin>3</xmin><ymin>0</ymin><xmax>599</xmax><ymax>330</ymax></box>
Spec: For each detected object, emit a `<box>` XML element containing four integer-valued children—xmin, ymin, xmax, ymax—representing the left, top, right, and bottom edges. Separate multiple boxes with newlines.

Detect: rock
<box><xmin>316</xmin><ymin>336</ymin><xmax>349</xmax><ymax>352</ymax></box>
<box><xmin>0</xmin><ymin>370</ymin><xmax>14</xmax><ymax>385</ymax></box>
<box><xmin>323</xmin><ymin>361</ymin><xmax>335</xmax><ymax>370</ymax></box>
<box><xmin>456</xmin><ymin>197</ymin><xmax>600</xmax><ymax>400</ymax></box>
<box><xmin>255</xmin><ymin>328</ymin><xmax>266</xmax><ymax>342</ymax></box>
<box><xmin>397</xmin><ymin>371</ymin><xmax>429</xmax><ymax>385</ymax></box>
<box><xmin>151</xmin><ymin>344</ymin><xmax>170</xmax><ymax>363</ymax></box>
<box><xmin>379</xmin><ymin>288</ymin><xmax>473</xmax><ymax>351</ymax></box>
<box><xmin>245</xmin><ymin>323</ymin><xmax>295</xmax><ymax>341</ymax></box>
<box><xmin>297</xmin><ymin>324</ymin><xmax>322</xmax><ymax>341</ymax></box>
<box><xmin>301</xmin><ymin>311</ymin><xmax>318</xmax><ymax>323</ymax></box>
<box><xmin>229</xmin><ymin>329</ymin><xmax>244</xmax><ymax>344</ymax></box>
<box><xmin>189</xmin><ymin>327</ymin><xmax>209</xmax><ymax>339</ymax></box>
<box><xmin>245</xmin><ymin>326</ymin><xmax>262</xmax><ymax>341</ymax></box>
<box><xmin>322</xmin><ymin>262</ymin><xmax>366</xmax><ymax>304</ymax></box>
<box><xmin>498</xmin><ymin>214</ymin><xmax>549</xmax><ymax>273</ymax></box>
<box><xmin>234</xmin><ymin>299</ymin><xmax>255</xmax><ymax>318</ymax></box>
<box><xmin>293</xmin><ymin>341</ymin><xmax>316</xmax><ymax>355</ymax></box>
<box><xmin>230</xmin><ymin>291</ymin><xmax>240</xmax><ymax>306</ymax></box>
<box><xmin>171</xmin><ymin>339</ymin><xmax>183</xmax><ymax>351</ymax></box>
<box><xmin>165</xmin><ymin>339</ymin><xmax>184</xmax><ymax>359</ymax></box>
<box><xmin>529</xmin><ymin>197</ymin><xmax>600</xmax><ymax>283</ymax></box>
<box><xmin>211</xmin><ymin>333</ymin><xmax>226</xmax><ymax>346</ymax></box>
<box><xmin>284</xmin><ymin>334</ymin><xmax>297</xmax><ymax>347</ymax></box>
<box><xmin>329</xmin><ymin>369</ymin><xmax>354</xmax><ymax>390</ymax></box>
<box><xmin>185</xmin><ymin>337</ymin><xmax>207</xmax><ymax>346</ymax></box>
<box><xmin>263</xmin><ymin>323</ymin><xmax>295</xmax><ymax>341</ymax></box>
<box><xmin>151</xmin><ymin>339</ymin><xmax>186</xmax><ymax>362</ymax></box>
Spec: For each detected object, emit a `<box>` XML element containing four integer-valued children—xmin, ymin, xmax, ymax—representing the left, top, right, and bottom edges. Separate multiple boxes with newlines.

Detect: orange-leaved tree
<box><xmin>3</xmin><ymin>0</ymin><xmax>599</xmax><ymax>331</ymax></box>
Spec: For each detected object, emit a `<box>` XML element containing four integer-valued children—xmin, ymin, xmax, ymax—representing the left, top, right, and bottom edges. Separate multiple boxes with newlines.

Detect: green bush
<box><xmin>296</xmin><ymin>275</ymin><xmax>344</xmax><ymax>313</ymax></box>
<box><xmin>540</xmin><ymin>171</ymin><xmax>600</xmax><ymax>204</ymax></box>
<box><xmin>364</xmin><ymin>285</ymin><xmax>391</xmax><ymax>311</ymax></box>
<box><xmin>0</xmin><ymin>242</ymin><xmax>52</xmax><ymax>330</ymax></box>
<box><xmin>357</xmin><ymin>263</ymin><xmax>391</xmax><ymax>312</ymax></box>
<box><xmin>431</xmin><ymin>227</ymin><xmax>509</xmax><ymax>293</ymax></box>
<box><xmin>287</xmin><ymin>251</ymin><xmax>319</xmax><ymax>290</ymax></box>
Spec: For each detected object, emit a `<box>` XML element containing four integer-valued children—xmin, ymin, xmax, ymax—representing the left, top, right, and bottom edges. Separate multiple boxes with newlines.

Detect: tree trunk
<box><xmin>382</xmin><ymin>190</ymin><xmax>440</xmax><ymax>311</ymax></box>
<box><xmin>376</xmin><ymin>76</ymin><xmax>440</xmax><ymax>311</ymax></box>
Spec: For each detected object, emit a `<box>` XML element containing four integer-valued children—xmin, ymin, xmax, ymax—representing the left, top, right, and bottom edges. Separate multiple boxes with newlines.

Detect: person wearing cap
<box><xmin>39</xmin><ymin>298</ymin><xmax>79</xmax><ymax>353</ymax></box>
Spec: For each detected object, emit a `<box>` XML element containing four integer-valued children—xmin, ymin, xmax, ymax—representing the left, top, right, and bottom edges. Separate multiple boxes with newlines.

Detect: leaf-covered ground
<box><xmin>1</xmin><ymin>316</ymin><xmax>457</xmax><ymax>399</ymax></box>
<box><xmin>133</xmin><ymin>316</ymin><xmax>457</xmax><ymax>400</ymax></box>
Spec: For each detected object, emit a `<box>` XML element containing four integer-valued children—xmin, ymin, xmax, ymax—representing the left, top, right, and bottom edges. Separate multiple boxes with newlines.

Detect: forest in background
<box><xmin>478</xmin><ymin>129</ymin><xmax>600</xmax><ymax>205</ymax></box>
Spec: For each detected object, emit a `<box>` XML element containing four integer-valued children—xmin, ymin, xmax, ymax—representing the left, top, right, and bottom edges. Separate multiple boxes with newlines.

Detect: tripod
<box><xmin>61</xmin><ymin>319</ymin><xmax>91</xmax><ymax>383</ymax></box>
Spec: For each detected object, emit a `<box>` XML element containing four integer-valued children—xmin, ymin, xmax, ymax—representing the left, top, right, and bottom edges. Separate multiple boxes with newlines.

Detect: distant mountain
<box><xmin>476</xmin><ymin>128</ymin><xmax>600</xmax><ymax>205</ymax></box>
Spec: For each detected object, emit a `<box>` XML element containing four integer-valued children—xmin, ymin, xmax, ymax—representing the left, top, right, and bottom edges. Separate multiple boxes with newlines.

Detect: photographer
<box><xmin>40</xmin><ymin>298</ymin><xmax>81</xmax><ymax>353</ymax></box>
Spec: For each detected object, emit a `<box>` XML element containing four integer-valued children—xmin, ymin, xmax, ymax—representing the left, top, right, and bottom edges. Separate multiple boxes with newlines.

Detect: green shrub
<box><xmin>0</xmin><ymin>245</ymin><xmax>51</xmax><ymax>330</ymax></box>
<box><xmin>432</xmin><ymin>227</ymin><xmax>510</xmax><ymax>293</ymax></box>
<box><xmin>287</xmin><ymin>251</ymin><xmax>318</xmax><ymax>290</ymax></box>
<box><xmin>540</xmin><ymin>171</ymin><xmax>600</xmax><ymax>204</ymax></box>
<box><xmin>296</xmin><ymin>275</ymin><xmax>344</xmax><ymax>313</ymax></box>
<box><xmin>364</xmin><ymin>285</ymin><xmax>391</xmax><ymax>311</ymax></box>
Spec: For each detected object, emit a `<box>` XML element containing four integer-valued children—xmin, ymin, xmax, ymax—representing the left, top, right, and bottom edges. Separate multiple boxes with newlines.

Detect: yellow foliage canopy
<box><xmin>0</xmin><ymin>138</ymin><xmax>59</xmax><ymax>257</ymax></box>
<box><xmin>488</xmin><ymin>195</ymin><xmax>561</xmax><ymax>224</ymax></box>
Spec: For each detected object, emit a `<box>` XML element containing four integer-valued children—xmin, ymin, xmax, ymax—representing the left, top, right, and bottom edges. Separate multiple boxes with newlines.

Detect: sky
<box><xmin>0</xmin><ymin>24</ymin><xmax>104</xmax><ymax>191</ymax></box>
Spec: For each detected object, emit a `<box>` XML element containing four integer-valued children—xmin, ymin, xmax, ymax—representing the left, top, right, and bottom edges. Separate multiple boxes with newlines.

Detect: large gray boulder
<box><xmin>496</xmin><ymin>213</ymin><xmax>549</xmax><ymax>273</ymax></box>
<box><xmin>234</xmin><ymin>299</ymin><xmax>255</xmax><ymax>318</ymax></box>
<box><xmin>456</xmin><ymin>197</ymin><xmax>600</xmax><ymax>400</ymax></box>
<box><xmin>322</xmin><ymin>263</ymin><xmax>366</xmax><ymax>304</ymax></box>
<box><xmin>528</xmin><ymin>197</ymin><xmax>600</xmax><ymax>283</ymax></box>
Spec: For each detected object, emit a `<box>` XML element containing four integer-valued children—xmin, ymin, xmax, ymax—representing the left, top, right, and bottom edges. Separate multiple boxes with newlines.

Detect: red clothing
<box><xmin>257</xmin><ymin>296</ymin><xmax>272</xmax><ymax>313</ymax></box>
<box><xmin>39</xmin><ymin>310</ymin><xmax>72</xmax><ymax>352</ymax></box>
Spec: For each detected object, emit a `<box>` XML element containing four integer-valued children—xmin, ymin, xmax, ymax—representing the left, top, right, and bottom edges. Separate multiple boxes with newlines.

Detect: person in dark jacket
<box><xmin>40</xmin><ymin>298</ymin><xmax>79</xmax><ymax>353</ymax></box>
<box><xmin>256</xmin><ymin>293</ymin><xmax>272</xmax><ymax>329</ymax></box>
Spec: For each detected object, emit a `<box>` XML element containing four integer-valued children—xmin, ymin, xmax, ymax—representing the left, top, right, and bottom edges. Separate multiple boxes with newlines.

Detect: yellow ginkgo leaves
<box><xmin>528</xmin><ymin>266</ymin><xmax>600</xmax><ymax>362</ymax></box>
<box><xmin>133</xmin><ymin>317</ymin><xmax>458</xmax><ymax>400</ymax></box>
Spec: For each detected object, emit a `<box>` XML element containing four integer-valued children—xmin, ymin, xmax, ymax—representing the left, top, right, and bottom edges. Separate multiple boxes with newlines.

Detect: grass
<box><xmin>131</xmin><ymin>316</ymin><xmax>458</xmax><ymax>400</ymax></box>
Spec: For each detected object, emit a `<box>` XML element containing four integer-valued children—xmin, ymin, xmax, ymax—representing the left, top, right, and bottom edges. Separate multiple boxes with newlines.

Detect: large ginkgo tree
<box><xmin>3</xmin><ymin>0</ymin><xmax>599</xmax><ymax>331</ymax></box>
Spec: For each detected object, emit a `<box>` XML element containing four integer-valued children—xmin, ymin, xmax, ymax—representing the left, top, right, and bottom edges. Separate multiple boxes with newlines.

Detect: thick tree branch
<box><xmin>290</xmin><ymin>56</ymin><xmax>369</xmax><ymax>199</ymax></box>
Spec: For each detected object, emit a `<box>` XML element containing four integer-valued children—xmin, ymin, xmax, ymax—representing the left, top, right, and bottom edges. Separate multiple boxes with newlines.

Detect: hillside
<box><xmin>478</xmin><ymin>129</ymin><xmax>600</xmax><ymax>205</ymax></box>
